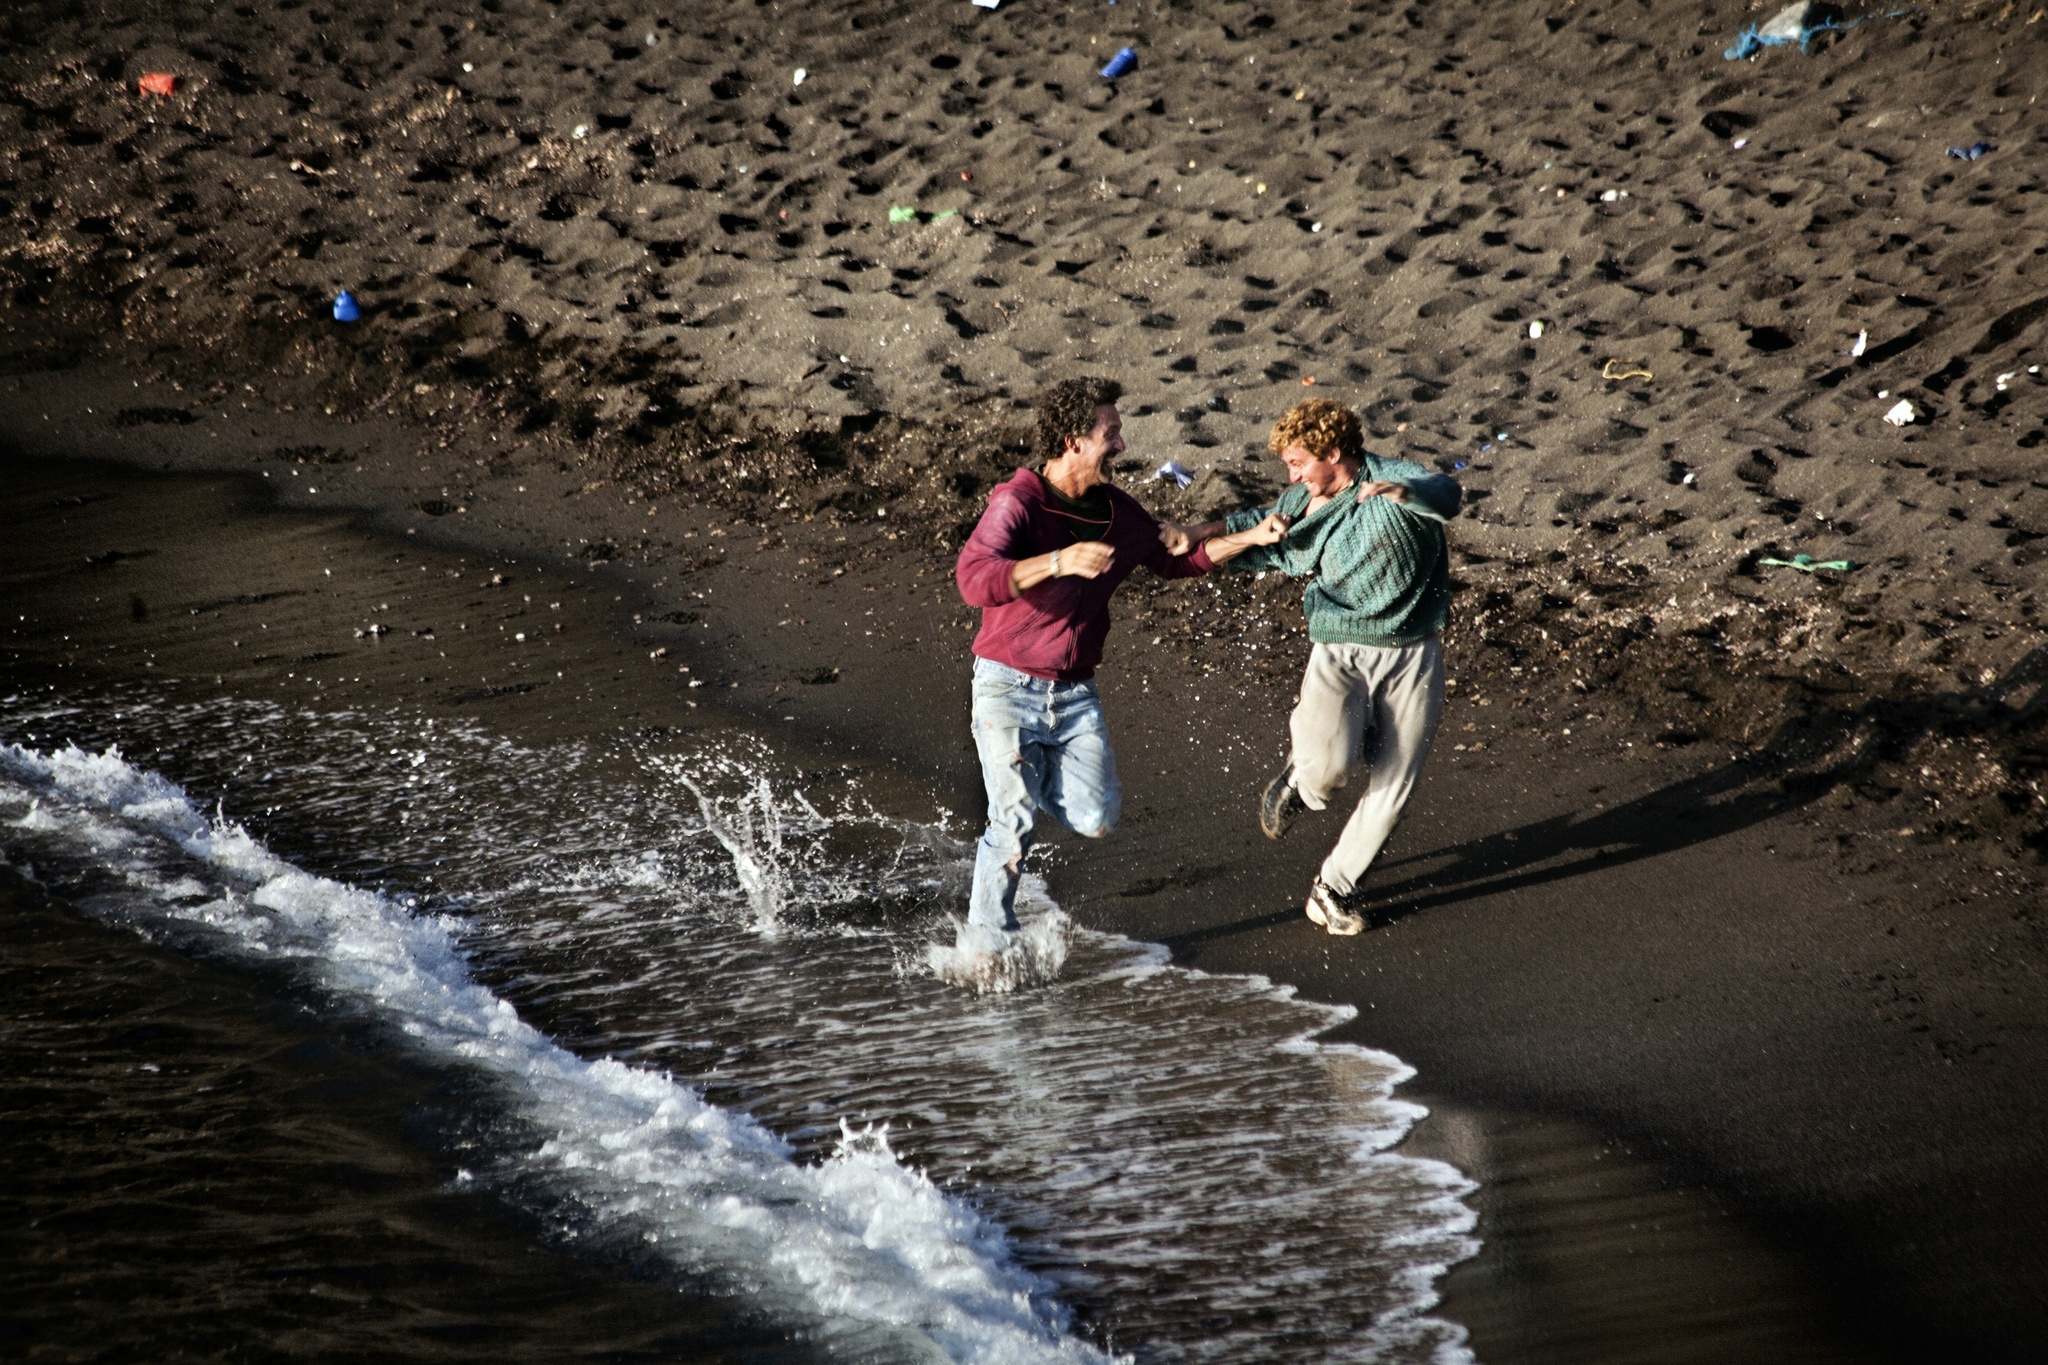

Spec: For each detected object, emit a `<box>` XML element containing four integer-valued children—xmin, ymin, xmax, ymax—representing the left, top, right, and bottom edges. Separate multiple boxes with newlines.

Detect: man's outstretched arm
<box><xmin>1141</xmin><ymin>514</ymin><xmax>1219</xmax><ymax>580</ymax></box>
<box><xmin>1199</xmin><ymin>512</ymin><xmax>1291</xmax><ymax>566</ymax></box>
<box><xmin>1162</xmin><ymin>497</ymin><xmax>1276</xmax><ymax>555</ymax></box>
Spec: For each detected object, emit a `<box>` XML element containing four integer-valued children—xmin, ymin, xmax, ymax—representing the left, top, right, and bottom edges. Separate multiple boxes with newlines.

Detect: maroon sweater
<box><xmin>955</xmin><ymin>467</ymin><xmax>1213</xmax><ymax>681</ymax></box>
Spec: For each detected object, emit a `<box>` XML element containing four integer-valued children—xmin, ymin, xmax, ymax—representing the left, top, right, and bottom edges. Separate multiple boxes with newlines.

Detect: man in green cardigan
<box><xmin>1187</xmin><ymin>398</ymin><xmax>1462</xmax><ymax>935</ymax></box>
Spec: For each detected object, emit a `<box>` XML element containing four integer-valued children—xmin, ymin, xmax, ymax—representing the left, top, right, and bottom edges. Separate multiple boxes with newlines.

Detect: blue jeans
<box><xmin>966</xmin><ymin>658</ymin><xmax>1122</xmax><ymax>947</ymax></box>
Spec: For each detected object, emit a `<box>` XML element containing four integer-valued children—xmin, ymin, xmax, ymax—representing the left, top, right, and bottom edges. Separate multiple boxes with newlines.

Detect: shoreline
<box><xmin>6</xmin><ymin>391</ymin><xmax>2045</xmax><ymax>1359</ymax></box>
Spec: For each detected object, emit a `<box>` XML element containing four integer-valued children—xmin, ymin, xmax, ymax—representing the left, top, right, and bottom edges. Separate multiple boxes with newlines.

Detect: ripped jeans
<box><xmin>966</xmin><ymin>657</ymin><xmax>1122</xmax><ymax>948</ymax></box>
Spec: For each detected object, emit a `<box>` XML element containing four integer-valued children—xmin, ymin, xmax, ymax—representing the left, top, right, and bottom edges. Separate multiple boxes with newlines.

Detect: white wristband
<box><xmin>1049</xmin><ymin>549</ymin><xmax>1062</xmax><ymax>577</ymax></box>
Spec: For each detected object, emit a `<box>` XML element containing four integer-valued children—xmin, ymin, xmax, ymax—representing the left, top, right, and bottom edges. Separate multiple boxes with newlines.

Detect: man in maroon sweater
<box><xmin>953</xmin><ymin>377</ymin><xmax>1283</xmax><ymax>958</ymax></box>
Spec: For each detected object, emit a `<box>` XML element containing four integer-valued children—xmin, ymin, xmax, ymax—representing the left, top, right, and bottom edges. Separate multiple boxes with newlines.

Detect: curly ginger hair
<box><xmin>1267</xmin><ymin>398</ymin><xmax>1364</xmax><ymax>463</ymax></box>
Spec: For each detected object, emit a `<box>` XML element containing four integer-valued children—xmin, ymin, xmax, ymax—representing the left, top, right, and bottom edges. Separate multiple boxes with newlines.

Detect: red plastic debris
<box><xmin>138</xmin><ymin>72</ymin><xmax>177</xmax><ymax>96</ymax></box>
<box><xmin>1301</xmin><ymin>375</ymin><xmax>1317</xmax><ymax>386</ymax></box>
<box><xmin>960</xmin><ymin>171</ymin><xmax>973</xmax><ymax>182</ymax></box>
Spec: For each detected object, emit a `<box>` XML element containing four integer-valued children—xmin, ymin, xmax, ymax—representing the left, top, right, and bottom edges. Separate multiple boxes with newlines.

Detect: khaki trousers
<box><xmin>1288</xmin><ymin>636</ymin><xmax>1445</xmax><ymax>897</ymax></box>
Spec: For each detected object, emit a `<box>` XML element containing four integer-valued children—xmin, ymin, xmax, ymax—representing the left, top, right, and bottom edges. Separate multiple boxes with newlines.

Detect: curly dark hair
<box><xmin>1268</xmin><ymin>398</ymin><xmax>1364</xmax><ymax>463</ymax></box>
<box><xmin>1034</xmin><ymin>376</ymin><xmax>1124</xmax><ymax>462</ymax></box>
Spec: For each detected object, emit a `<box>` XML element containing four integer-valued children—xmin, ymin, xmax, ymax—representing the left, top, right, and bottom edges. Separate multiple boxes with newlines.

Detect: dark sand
<box><xmin>5</xmin><ymin>0</ymin><xmax>2048</xmax><ymax>1359</ymax></box>
<box><xmin>5</xmin><ymin>0</ymin><xmax>2045</xmax><ymax>837</ymax></box>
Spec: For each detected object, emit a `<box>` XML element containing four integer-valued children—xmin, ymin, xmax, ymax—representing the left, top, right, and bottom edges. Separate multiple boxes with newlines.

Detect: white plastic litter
<box><xmin>1760</xmin><ymin>0</ymin><xmax>1822</xmax><ymax>42</ymax></box>
<box><xmin>1156</xmin><ymin>460</ymin><xmax>1194</xmax><ymax>489</ymax></box>
<box><xmin>1883</xmin><ymin>399</ymin><xmax>1916</xmax><ymax>427</ymax></box>
<box><xmin>1997</xmin><ymin>371</ymin><xmax>2015</xmax><ymax>392</ymax></box>
<box><xmin>1732</xmin><ymin>137</ymin><xmax>1749</xmax><ymax>149</ymax></box>
<box><xmin>793</xmin><ymin>67</ymin><xmax>808</xmax><ymax>87</ymax></box>
<box><xmin>1600</xmin><ymin>189</ymin><xmax>1629</xmax><ymax>202</ymax></box>
<box><xmin>1528</xmin><ymin>320</ymin><xmax>1545</xmax><ymax>339</ymax></box>
<box><xmin>1851</xmin><ymin>329</ymin><xmax>1867</xmax><ymax>357</ymax></box>
<box><xmin>972</xmin><ymin>0</ymin><xmax>1002</xmax><ymax>8</ymax></box>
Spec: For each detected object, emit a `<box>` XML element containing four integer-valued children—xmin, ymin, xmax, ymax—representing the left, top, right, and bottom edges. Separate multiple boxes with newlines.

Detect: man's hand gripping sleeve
<box><xmin>1372</xmin><ymin>456</ymin><xmax>1462</xmax><ymax>523</ymax></box>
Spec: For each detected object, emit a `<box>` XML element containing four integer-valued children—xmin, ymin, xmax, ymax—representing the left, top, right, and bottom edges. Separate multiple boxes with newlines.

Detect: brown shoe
<box><xmin>1304</xmin><ymin>880</ymin><xmax>1366</xmax><ymax>936</ymax></box>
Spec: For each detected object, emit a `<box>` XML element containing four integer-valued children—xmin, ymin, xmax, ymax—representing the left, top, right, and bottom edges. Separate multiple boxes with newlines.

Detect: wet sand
<box><xmin>4</xmin><ymin>443</ymin><xmax>2045</xmax><ymax>1362</ymax></box>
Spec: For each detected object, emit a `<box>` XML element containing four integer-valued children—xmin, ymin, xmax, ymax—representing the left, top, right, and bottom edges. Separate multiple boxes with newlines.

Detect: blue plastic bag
<box><xmin>1724</xmin><ymin>3</ymin><xmax>1909</xmax><ymax>59</ymax></box>
<box><xmin>331</xmin><ymin>290</ymin><xmax>360</xmax><ymax>323</ymax></box>
<box><xmin>1726</xmin><ymin>15</ymin><xmax>1853</xmax><ymax>59</ymax></box>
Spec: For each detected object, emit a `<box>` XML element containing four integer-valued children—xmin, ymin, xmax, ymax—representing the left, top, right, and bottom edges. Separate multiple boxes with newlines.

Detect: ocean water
<box><xmin>0</xmin><ymin>686</ymin><xmax>1477</xmax><ymax>1363</ymax></box>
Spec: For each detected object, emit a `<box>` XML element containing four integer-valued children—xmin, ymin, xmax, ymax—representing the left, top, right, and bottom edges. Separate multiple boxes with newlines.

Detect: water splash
<box><xmin>675</xmin><ymin>756</ymin><xmax>1069</xmax><ymax>993</ymax></box>
<box><xmin>925</xmin><ymin>886</ymin><xmax>1072</xmax><ymax>995</ymax></box>
<box><xmin>680</xmin><ymin>772</ymin><xmax>798</xmax><ymax>929</ymax></box>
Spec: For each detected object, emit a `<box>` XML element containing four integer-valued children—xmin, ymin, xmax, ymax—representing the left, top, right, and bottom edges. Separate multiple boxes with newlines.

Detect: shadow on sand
<box><xmin>1160</xmin><ymin>753</ymin><xmax>1797</xmax><ymax>950</ymax></box>
<box><xmin>1163</xmin><ymin>644</ymin><xmax>2048</xmax><ymax>949</ymax></box>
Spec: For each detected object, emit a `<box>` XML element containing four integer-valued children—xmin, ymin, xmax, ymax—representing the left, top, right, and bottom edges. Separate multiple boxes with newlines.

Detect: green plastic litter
<box><xmin>1759</xmin><ymin>553</ymin><xmax>1861</xmax><ymax>574</ymax></box>
<box><xmin>887</xmin><ymin>205</ymin><xmax>918</xmax><ymax>223</ymax></box>
<box><xmin>932</xmin><ymin>208</ymin><xmax>958</xmax><ymax>220</ymax></box>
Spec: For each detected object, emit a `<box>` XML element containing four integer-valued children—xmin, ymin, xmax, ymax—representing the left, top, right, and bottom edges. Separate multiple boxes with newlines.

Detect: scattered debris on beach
<box><xmin>2</xmin><ymin>0</ymin><xmax>2044</xmax><ymax>850</ymax></box>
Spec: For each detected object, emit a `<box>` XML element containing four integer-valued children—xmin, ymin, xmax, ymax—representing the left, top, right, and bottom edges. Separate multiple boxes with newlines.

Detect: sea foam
<box><xmin>2</xmin><ymin>696</ymin><xmax>1481</xmax><ymax>1363</ymax></box>
<box><xmin>0</xmin><ymin>741</ymin><xmax>1112</xmax><ymax>1365</ymax></box>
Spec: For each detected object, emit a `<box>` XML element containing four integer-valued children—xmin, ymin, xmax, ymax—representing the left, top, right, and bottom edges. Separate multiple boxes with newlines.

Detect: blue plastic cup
<box><xmin>332</xmin><ymin>290</ymin><xmax>361</xmax><ymax>323</ymax></box>
<box><xmin>1100</xmin><ymin>46</ymin><xmax>1136</xmax><ymax>79</ymax></box>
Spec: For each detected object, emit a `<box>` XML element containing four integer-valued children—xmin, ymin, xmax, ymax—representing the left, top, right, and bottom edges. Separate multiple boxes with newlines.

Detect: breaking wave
<box><xmin>0</xmin><ymin>740</ymin><xmax>1111</xmax><ymax>1364</ymax></box>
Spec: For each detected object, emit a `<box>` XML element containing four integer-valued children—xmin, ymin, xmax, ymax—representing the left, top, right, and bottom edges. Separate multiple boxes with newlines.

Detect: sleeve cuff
<box><xmin>956</xmin><ymin>561</ymin><xmax>1019</xmax><ymax>607</ymax></box>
